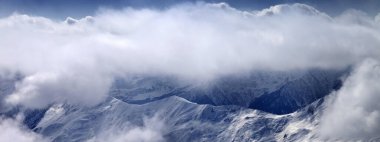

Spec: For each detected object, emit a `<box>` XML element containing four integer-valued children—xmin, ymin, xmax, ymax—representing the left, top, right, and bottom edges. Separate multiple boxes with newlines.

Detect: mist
<box><xmin>319</xmin><ymin>59</ymin><xmax>380</xmax><ymax>140</ymax></box>
<box><xmin>87</xmin><ymin>115</ymin><xmax>166</xmax><ymax>142</ymax></box>
<box><xmin>0</xmin><ymin>116</ymin><xmax>46</xmax><ymax>142</ymax></box>
<box><xmin>0</xmin><ymin>3</ymin><xmax>379</xmax><ymax>108</ymax></box>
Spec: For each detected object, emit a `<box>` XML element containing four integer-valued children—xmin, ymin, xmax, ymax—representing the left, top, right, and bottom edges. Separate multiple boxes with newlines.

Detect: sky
<box><xmin>1</xmin><ymin>0</ymin><xmax>380</xmax><ymax>18</ymax></box>
<box><xmin>0</xmin><ymin>0</ymin><xmax>380</xmax><ymax>141</ymax></box>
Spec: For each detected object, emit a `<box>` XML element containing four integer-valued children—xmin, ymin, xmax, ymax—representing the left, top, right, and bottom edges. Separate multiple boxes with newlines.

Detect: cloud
<box><xmin>319</xmin><ymin>59</ymin><xmax>380</xmax><ymax>141</ymax></box>
<box><xmin>87</xmin><ymin>115</ymin><xmax>166</xmax><ymax>142</ymax></box>
<box><xmin>0</xmin><ymin>116</ymin><xmax>46</xmax><ymax>142</ymax></box>
<box><xmin>0</xmin><ymin>3</ymin><xmax>379</xmax><ymax>110</ymax></box>
<box><xmin>6</xmin><ymin>72</ymin><xmax>112</xmax><ymax>108</ymax></box>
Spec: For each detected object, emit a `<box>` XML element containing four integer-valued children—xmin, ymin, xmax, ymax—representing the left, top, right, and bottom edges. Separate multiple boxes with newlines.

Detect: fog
<box><xmin>0</xmin><ymin>116</ymin><xmax>46</xmax><ymax>142</ymax></box>
<box><xmin>319</xmin><ymin>59</ymin><xmax>380</xmax><ymax>140</ymax></box>
<box><xmin>87</xmin><ymin>115</ymin><xmax>166</xmax><ymax>142</ymax></box>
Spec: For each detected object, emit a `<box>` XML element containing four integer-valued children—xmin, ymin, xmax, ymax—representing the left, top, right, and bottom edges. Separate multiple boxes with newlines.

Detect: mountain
<box><xmin>0</xmin><ymin>69</ymin><xmax>345</xmax><ymax>142</ymax></box>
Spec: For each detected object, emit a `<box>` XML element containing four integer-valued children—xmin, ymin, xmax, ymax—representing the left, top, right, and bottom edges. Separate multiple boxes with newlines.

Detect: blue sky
<box><xmin>1</xmin><ymin>0</ymin><xmax>380</xmax><ymax>18</ymax></box>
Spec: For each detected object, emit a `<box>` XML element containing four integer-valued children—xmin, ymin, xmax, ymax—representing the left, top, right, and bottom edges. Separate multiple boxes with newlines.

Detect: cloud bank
<box><xmin>0</xmin><ymin>116</ymin><xmax>46</xmax><ymax>142</ymax></box>
<box><xmin>88</xmin><ymin>115</ymin><xmax>166</xmax><ymax>142</ymax></box>
<box><xmin>1</xmin><ymin>3</ymin><xmax>380</xmax><ymax>109</ymax></box>
<box><xmin>319</xmin><ymin>59</ymin><xmax>380</xmax><ymax>141</ymax></box>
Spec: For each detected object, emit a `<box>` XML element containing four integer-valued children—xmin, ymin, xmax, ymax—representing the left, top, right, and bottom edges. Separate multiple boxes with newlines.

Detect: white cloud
<box><xmin>319</xmin><ymin>59</ymin><xmax>380</xmax><ymax>141</ymax></box>
<box><xmin>88</xmin><ymin>116</ymin><xmax>166</xmax><ymax>142</ymax></box>
<box><xmin>0</xmin><ymin>116</ymin><xmax>46</xmax><ymax>142</ymax></box>
<box><xmin>0</xmin><ymin>3</ymin><xmax>379</xmax><ymax>110</ymax></box>
<box><xmin>6</xmin><ymin>72</ymin><xmax>111</xmax><ymax>108</ymax></box>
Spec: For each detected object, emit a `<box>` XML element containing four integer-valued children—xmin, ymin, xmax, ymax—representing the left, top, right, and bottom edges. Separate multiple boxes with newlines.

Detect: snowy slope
<box><xmin>0</xmin><ymin>69</ymin><xmax>345</xmax><ymax>142</ymax></box>
<box><xmin>111</xmin><ymin>69</ymin><xmax>344</xmax><ymax>114</ymax></box>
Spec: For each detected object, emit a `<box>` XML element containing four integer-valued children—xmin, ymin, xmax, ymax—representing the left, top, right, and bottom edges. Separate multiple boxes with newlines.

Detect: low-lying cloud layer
<box><xmin>1</xmin><ymin>3</ymin><xmax>380</xmax><ymax>108</ymax></box>
<box><xmin>0</xmin><ymin>116</ymin><xmax>46</xmax><ymax>142</ymax></box>
<box><xmin>319</xmin><ymin>59</ymin><xmax>380</xmax><ymax>141</ymax></box>
<box><xmin>88</xmin><ymin>115</ymin><xmax>166</xmax><ymax>142</ymax></box>
<box><xmin>0</xmin><ymin>2</ymin><xmax>380</xmax><ymax>141</ymax></box>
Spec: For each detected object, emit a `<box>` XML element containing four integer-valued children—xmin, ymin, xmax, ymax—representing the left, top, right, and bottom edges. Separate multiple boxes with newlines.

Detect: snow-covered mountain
<box><xmin>0</xmin><ymin>69</ymin><xmax>346</xmax><ymax>142</ymax></box>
